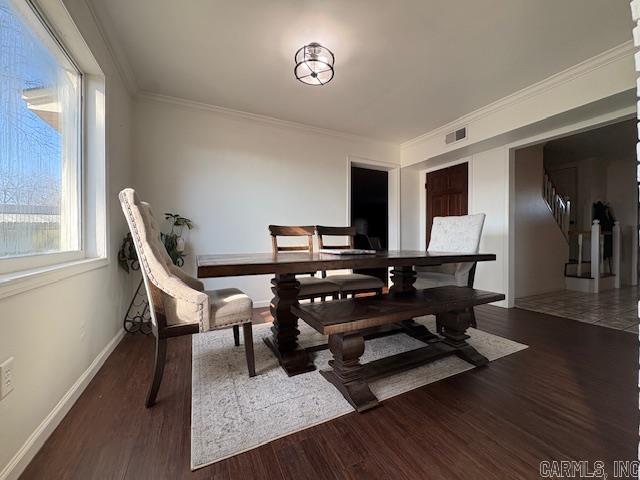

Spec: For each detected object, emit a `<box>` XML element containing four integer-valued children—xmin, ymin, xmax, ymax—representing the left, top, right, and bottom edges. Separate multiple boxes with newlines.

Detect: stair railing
<box><xmin>543</xmin><ymin>171</ymin><xmax>571</xmax><ymax>239</ymax></box>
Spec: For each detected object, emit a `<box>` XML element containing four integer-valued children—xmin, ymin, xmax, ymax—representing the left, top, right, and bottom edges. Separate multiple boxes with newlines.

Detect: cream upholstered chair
<box><xmin>119</xmin><ymin>188</ymin><xmax>255</xmax><ymax>408</ymax></box>
<box><xmin>315</xmin><ymin>225</ymin><xmax>384</xmax><ymax>298</ymax></box>
<box><xmin>415</xmin><ymin>213</ymin><xmax>486</xmax><ymax>329</ymax></box>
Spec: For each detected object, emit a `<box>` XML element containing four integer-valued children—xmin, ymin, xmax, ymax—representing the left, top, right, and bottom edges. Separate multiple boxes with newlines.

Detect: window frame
<box><xmin>0</xmin><ymin>0</ymin><xmax>86</xmax><ymax>274</ymax></box>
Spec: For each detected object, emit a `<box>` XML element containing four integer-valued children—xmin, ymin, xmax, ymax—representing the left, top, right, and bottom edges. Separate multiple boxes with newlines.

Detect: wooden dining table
<box><xmin>197</xmin><ymin>250</ymin><xmax>497</xmax><ymax>376</ymax></box>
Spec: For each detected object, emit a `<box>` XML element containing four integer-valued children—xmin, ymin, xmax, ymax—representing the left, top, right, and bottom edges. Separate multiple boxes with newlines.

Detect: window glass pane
<box><xmin>0</xmin><ymin>0</ymin><xmax>81</xmax><ymax>258</ymax></box>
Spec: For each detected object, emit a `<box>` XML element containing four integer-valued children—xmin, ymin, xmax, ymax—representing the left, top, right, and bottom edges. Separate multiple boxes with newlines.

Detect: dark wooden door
<box><xmin>426</xmin><ymin>163</ymin><xmax>468</xmax><ymax>247</ymax></box>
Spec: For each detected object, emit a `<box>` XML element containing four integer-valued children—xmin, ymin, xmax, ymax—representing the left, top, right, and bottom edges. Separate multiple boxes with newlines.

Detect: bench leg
<box><xmin>437</xmin><ymin>310</ymin><xmax>488</xmax><ymax>367</ymax></box>
<box><xmin>320</xmin><ymin>333</ymin><xmax>379</xmax><ymax>413</ymax></box>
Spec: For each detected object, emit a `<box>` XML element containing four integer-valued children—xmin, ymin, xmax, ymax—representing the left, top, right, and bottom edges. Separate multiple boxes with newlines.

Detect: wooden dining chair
<box><xmin>315</xmin><ymin>225</ymin><xmax>384</xmax><ymax>298</ymax></box>
<box><xmin>119</xmin><ymin>188</ymin><xmax>256</xmax><ymax>408</ymax></box>
<box><xmin>269</xmin><ymin>225</ymin><xmax>339</xmax><ymax>301</ymax></box>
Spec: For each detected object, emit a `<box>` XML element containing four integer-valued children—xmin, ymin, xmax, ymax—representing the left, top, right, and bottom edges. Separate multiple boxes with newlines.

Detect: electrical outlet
<box><xmin>1</xmin><ymin>357</ymin><xmax>14</xmax><ymax>399</ymax></box>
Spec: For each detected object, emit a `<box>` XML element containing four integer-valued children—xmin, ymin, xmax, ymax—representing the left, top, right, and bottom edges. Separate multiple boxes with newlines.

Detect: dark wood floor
<box><xmin>21</xmin><ymin>306</ymin><xmax>637</xmax><ymax>479</ymax></box>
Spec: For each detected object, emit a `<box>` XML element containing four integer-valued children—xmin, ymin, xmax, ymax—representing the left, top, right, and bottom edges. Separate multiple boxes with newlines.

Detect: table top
<box><xmin>196</xmin><ymin>250</ymin><xmax>496</xmax><ymax>278</ymax></box>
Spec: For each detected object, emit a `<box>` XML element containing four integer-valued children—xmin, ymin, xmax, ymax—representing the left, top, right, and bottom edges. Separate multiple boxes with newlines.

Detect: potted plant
<box><xmin>117</xmin><ymin>213</ymin><xmax>194</xmax><ymax>271</ymax></box>
<box><xmin>161</xmin><ymin>213</ymin><xmax>194</xmax><ymax>267</ymax></box>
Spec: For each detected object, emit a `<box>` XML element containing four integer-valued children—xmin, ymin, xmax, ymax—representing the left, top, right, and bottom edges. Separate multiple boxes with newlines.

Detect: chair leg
<box><xmin>242</xmin><ymin>323</ymin><xmax>256</xmax><ymax>377</ymax></box>
<box><xmin>376</xmin><ymin>288</ymin><xmax>383</xmax><ymax>297</ymax></box>
<box><xmin>233</xmin><ymin>325</ymin><xmax>240</xmax><ymax>346</ymax></box>
<box><xmin>146</xmin><ymin>335</ymin><xmax>167</xmax><ymax>408</ymax></box>
<box><xmin>469</xmin><ymin>307</ymin><xmax>477</xmax><ymax>328</ymax></box>
<box><xmin>340</xmin><ymin>292</ymin><xmax>347</xmax><ymax>299</ymax></box>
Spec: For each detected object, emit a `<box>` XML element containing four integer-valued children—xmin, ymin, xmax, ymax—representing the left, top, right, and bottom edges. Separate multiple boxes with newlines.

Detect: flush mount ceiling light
<box><xmin>294</xmin><ymin>42</ymin><xmax>334</xmax><ymax>86</ymax></box>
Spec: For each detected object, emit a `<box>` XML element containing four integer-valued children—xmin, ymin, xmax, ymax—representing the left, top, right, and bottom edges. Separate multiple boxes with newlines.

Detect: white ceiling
<box><xmin>91</xmin><ymin>0</ymin><xmax>633</xmax><ymax>143</ymax></box>
<box><xmin>545</xmin><ymin>118</ymin><xmax>637</xmax><ymax>160</ymax></box>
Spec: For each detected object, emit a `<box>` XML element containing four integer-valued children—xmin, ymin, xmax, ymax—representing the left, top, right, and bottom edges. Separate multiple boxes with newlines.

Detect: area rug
<box><xmin>191</xmin><ymin>316</ymin><xmax>527</xmax><ymax>470</ymax></box>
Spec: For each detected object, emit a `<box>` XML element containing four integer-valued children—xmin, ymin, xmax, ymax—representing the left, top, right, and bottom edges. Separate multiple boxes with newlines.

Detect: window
<box><xmin>0</xmin><ymin>0</ymin><xmax>82</xmax><ymax>271</ymax></box>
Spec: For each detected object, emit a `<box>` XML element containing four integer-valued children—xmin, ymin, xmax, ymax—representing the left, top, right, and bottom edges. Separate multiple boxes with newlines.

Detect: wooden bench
<box><xmin>292</xmin><ymin>286</ymin><xmax>505</xmax><ymax>412</ymax></box>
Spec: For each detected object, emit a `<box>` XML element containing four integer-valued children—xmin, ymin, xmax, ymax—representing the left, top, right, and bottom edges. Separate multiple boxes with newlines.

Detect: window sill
<box><xmin>0</xmin><ymin>257</ymin><xmax>109</xmax><ymax>300</ymax></box>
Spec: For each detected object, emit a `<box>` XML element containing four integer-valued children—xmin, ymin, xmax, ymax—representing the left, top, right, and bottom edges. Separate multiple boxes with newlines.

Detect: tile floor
<box><xmin>515</xmin><ymin>286</ymin><xmax>639</xmax><ymax>333</ymax></box>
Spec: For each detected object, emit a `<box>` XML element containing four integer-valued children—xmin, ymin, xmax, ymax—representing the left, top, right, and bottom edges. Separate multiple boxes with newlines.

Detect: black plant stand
<box><xmin>123</xmin><ymin>278</ymin><xmax>152</xmax><ymax>335</ymax></box>
<box><xmin>122</xmin><ymin>253</ymin><xmax>151</xmax><ymax>335</ymax></box>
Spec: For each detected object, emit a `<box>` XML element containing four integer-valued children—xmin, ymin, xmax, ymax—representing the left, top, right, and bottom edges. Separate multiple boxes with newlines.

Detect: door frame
<box><xmin>419</xmin><ymin>157</ymin><xmax>473</xmax><ymax>251</ymax></box>
<box><xmin>506</xmin><ymin>111</ymin><xmax>637</xmax><ymax>306</ymax></box>
<box><xmin>346</xmin><ymin>155</ymin><xmax>400</xmax><ymax>250</ymax></box>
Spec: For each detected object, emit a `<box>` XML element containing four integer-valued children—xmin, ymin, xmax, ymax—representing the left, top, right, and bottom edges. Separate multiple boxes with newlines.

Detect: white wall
<box><xmin>605</xmin><ymin>156</ymin><xmax>636</xmax><ymax>284</ymax></box>
<box><xmin>514</xmin><ymin>145</ymin><xmax>569</xmax><ymax>297</ymax></box>
<box><xmin>400</xmin><ymin>167</ymin><xmax>421</xmax><ymax>250</ymax></box>
<box><xmin>399</xmin><ymin>40</ymin><xmax>635</xmax><ymax>307</ymax></box>
<box><xmin>400</xmin><ymin>106</ymin><xmax>636</xmax><ymax>306</ymax></box>
<box><xmin>132</xmin><ymin>96</ymin><xmax>399</xmax><ymax>306</ymax></box>
<box><xmin>0</xmin><ymin>0</ymin><xmax>133</xmax><ymax>477</ymax></box>
<box><xmin>470</xmin><ymin>149</ymin><xmax>510</xmax><ymax>299</ymax></box>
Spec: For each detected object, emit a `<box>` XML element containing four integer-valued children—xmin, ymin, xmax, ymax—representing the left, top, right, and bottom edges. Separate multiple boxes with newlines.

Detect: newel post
<box><xmin>591</xmin><ymin>220</ymin><xmax>600</xmax><ymax>292</ymax></box>
<box><xmin>612</xmin><ymin>221</ymin><xmax>621</xmax><ymax>289</ymax></box>
<box><xmin>577</xmin><ymin>234</ymin><xmax>583</xmax><ymax>277</ymax></box>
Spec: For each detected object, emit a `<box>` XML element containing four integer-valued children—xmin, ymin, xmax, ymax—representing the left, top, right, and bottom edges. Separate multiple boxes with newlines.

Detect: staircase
<box><xmin>542</xmin><ymin>169</ymin><xmax>620</xmax><ymax>293</ymax></box>
<box><xmin>542</xmin><ymin>170</ymin><xmax>571</xmax><ymax>239</ymax></box>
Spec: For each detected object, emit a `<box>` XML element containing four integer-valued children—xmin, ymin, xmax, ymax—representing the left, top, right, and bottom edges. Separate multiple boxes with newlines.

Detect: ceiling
<box><xmin>545</xmin><ymin>118</ymin><xmax>637</xmax><ymax>160</ymax></box>
<box><xmin>91</xmin><ymin>0</ymin><xmax>633</xmax><ymax>143</ymax></box>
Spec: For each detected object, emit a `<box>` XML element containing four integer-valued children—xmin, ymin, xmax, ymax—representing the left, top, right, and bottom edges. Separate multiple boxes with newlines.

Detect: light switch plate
<box><xmin>1</xmin><ymin>357</ymin><xmax>15</xmax><ymax>399</ymax></box>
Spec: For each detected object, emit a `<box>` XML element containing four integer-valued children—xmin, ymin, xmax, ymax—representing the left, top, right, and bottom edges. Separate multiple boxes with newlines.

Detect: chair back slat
<box><xmin>269</xmin><ymin>225</ymin><xmax>315</xmax><ymax>236</ymax></box>
<box><xmin>276</xmin><ymin>245</ymin><xmax>312</xmax><ymax>252</ymax></box>
<box><xmin>315</xmin><ymin>225</ymin><xmax>355</xmax><ymax>250</ymax></box>
<box><xmin>269</xmin><ymin>225</ymin><xmax>315</xmax><ymax>254</ymax></box>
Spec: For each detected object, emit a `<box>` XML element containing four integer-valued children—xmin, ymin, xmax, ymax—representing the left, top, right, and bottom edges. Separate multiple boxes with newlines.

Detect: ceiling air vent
<box><xmin>445</xmin><ymin>127</ymin><xmax>467</xmax><ymax>145</ymax></box>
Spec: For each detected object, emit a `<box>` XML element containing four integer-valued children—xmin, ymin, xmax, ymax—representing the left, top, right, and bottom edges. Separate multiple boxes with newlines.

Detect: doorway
<box><xmin>511</xmin><ymin>118</ymin><xmax>638</xmax><ymax>329</ymax></box>
<box><xmin>425</xmin><ymin>162</ymin><xmax>469</xmax><ymax>246</ymax></box>
<box><xmin>350</xmin><ymin>166</ymin><xmax>388</xmax><ymax>283</ymax></box>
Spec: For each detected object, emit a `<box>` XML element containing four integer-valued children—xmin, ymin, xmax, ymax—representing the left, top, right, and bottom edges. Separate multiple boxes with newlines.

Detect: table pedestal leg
<box><xmin>263</xmin><ymin>273</ymin><xmax>315</xmax><ymax>376</ymax></box>
<box><xmin>321</xmin><ymin>333</ymin><xmax>379</xmax><ymax>412</ymax></box>
<box><xmin>390</xmin><ymin>265</ymin><xmax>438</xmax><ymax>342</ymax></box>
<box><xmin>389</xmin><ymin>266</ymin><xmax>417</xmax><ymax>295</ymax></box>
<box><xmin>437</xmin><ymin>310</ymin><xmax>488</xmax><ymax>366</ymax></box>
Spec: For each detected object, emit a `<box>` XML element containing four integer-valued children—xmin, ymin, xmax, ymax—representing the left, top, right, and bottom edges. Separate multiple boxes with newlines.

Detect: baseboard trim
<box><xmin>0</xmin><ymin>329</ymin><xmax>126</xmax><ymax>480</ymax></box>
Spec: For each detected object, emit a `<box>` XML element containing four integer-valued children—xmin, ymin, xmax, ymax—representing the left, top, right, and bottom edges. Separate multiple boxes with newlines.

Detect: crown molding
<box><xmin>84</xmin><ymin>0</ymin><xmax>138</xmax><ymax>95</ymax></box>
<box><xmin>136</xmin><ymin>91</ymin><xmax>394</xmax><ymax>145</ymax></box>
<box><xmin>401</xmin><ymin>40</ymin><xmax>635</xmax><ymax>150</ymax></box>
